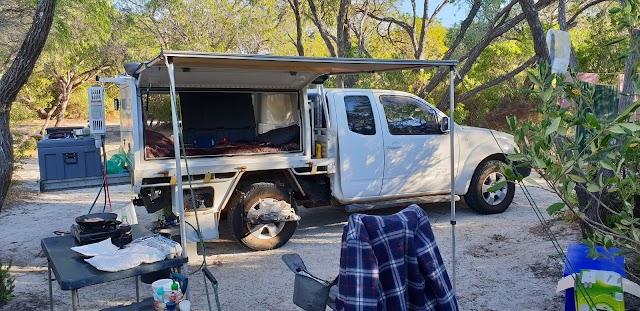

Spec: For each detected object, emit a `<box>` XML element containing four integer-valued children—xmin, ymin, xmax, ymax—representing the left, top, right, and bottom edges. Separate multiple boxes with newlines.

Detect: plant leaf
<box><xmin>545</xmin><ymin>117</ymin><xmax>561</xmax><ymax>136</ymax></box>
<box><xmin>586</xmin><ymin>183</ymin><xmax>600</xmax><ymax>192</ymax></box>
<box><xmin>486</xmin><ymin>180</ymin><xmax>507</xmax><ymax>193</ymax></box>
<box><xmin>507</xmin><ymin>154</ymin><xmax>526</xmax><ymax>161</ymax></box>
<box><xmin>547</xmin><ymin>202</ymin><xmax>565</xmax><ymax>214</ymax></box>
<box><xmin>608</xmin><ymin>124</ymin><xmax>626</xmax><ymax>134</ymax></box>
<box><xmin>619</xmin><ymin>123</ymin><xmax>640</xmax><ymax>132</ymax></box>
<box><xmin>568</xmin><ymin>174</ymin><xmax>587</xmax><ymax>183</ymax></box>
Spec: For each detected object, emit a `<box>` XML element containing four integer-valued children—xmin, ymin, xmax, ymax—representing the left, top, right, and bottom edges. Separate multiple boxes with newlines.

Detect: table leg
<box><xmin>71</xmin><ymin>289</ymin><xmax>79</xmax><ymax>311</ymax></box>
<box><xmin>48</xmin><ymin>261</ymin><xmax>53</xmax><ymax>311</ymax></box>
<box><xmin>135</xmin><ymin>275</ymin><xmax>140</xmax><ymax>302</ymax></box>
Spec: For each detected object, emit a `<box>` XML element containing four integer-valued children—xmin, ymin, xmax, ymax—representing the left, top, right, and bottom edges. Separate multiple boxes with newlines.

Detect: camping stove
<box><xmin>70</xmin><ymin>223</ymin><xmax>132</xmax><ymax>246</ymax></box>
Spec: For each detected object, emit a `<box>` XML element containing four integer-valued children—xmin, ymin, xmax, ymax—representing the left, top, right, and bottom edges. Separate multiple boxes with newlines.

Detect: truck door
<box><xmin>334</xmin><ymin>91</ymin><xmax>384</xmax><ymax>199</ymax></box>
<box><xmin>376</xmin><ymin>94</ymin><xmax>452</xmax><ymax>196</ymax></box>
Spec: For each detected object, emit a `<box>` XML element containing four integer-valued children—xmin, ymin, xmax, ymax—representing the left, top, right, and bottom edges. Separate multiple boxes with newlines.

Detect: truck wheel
<box><xmin>227</xmin><ymin>183</ymin><xmax>298</xmax><ymax>251</ymax></box>
<box><xmin>464</xmin><ymin>160</ymin><xmax>515</xmax><ymax>215</ymax></box>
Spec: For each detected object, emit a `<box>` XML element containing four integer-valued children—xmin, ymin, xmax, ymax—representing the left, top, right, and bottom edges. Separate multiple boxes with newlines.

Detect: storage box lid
<box><xmin>37</xmin><ymin>137</ymin><xmax>98</xmax><ymax>148</ymax></box>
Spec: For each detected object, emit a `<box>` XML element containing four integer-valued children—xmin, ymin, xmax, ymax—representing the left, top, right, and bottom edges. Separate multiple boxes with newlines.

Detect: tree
<box><xmin>38</xmin><ymin>0</ymin><xmax>115</xmax><ymax>133</ymax></box>
<box><xmin>520</xmin><ymin>0</ymin><xmax>549</xmax><ymax>64</ymax></box>
<box><xmin>558</xmin><ymin>0</ymin><xmax>579</xmax><ymax>69</ymax></box>
<box><xmin>288</xmin><ymin>0</ymin><xmax>305</xmax><ymax>56</ymax></box>
<box><xmin>0</xmin><ymin>1</ymin><xmax>33</xmax><ymax>73</ymax></box>
<box><xmin>612</xmin><ymin>0</ymin><xmax>640</xmax><ymax>114</ymax></box>
<box><xmin>507</xmin><ymin>63</ymin><xmax>640</xmax><ymax>282</ymax></box>
<box><xmin>423</xmin><ymin>0</ymin><xmax>608</xmax><ymax>110</ymax></box>
<box><xmin>365</xmin><ymin>0</ymin><xmax>450</xmax><ymax>60</ymax></box>
<box><xmin>0</xmin><ymin>0</ymin><xmax>56</xmax><ymax>210</ymax></box>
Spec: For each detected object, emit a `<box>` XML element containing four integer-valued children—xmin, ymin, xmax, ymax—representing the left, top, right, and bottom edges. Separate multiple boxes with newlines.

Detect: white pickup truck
<box><xmin>107</xmin><ymin>51</ymin><xmax>525</xmax><ymax>251</ymax></box>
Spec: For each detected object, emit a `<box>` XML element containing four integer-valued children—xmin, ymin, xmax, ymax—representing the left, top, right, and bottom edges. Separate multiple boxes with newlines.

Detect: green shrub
<box><xmin>506</xmin><ymin>63</ymin><xmax>640</xmax><ymax>280</ymax></box>
<box><xmin>0</xmin><ymin>261</ymin><xmax>15</xmax><ymax>306</ymax></box>
<box><xmin>12</xmin><ymin>133</ymin><xmax>37</xmax><ymax>170</ymax></box>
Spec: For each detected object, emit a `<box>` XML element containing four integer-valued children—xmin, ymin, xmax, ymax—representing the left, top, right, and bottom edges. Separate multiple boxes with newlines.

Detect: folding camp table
<box><xmin>41</xmin><ymin>224</ymin><xmax>187</xmax><ymax>311</ymax></box>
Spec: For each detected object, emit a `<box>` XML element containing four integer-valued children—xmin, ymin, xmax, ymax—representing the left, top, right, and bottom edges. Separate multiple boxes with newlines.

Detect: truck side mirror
<box><xmin>114</xmin><ymin>99</ymin><xmax>120</xmax><ymax>111</ymax></box>
<box><xmin>440</xmin><ymin>116</ymin><xmax>450</xmax><ymax>133</ymax></box>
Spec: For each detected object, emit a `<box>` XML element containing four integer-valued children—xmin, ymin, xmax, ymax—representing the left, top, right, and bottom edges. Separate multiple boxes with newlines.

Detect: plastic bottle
<box><xmin>154</xmin><ymin>287</ymin><xmax>165</xmax><ymax>310</ymax></box>
<box><xmin>169</xmin><ymin>279</ymin><xmax>184</xmax><ymax>303</ymax></box>
<box><xmin>179</xmin><ymin>300</ymin><xmax>191</xmax><ymax>311</ymax></box>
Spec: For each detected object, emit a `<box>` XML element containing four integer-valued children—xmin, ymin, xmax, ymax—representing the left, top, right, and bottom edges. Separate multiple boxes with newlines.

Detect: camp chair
<box><xmin>282</xmin><ymin>253</ymin><xmax>338</xmax><ymax>311</ymax></box>
<box><xmin>283</xmin><ymin>204</ymin><xmax>458</xmax><ymax>311</ymax></box>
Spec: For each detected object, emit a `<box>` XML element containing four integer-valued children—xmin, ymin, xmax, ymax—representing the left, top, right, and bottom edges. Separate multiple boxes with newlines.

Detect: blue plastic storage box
<box><xmin>37</xmin><ymin>137</ymin><xmax>103</xmax><ymax>181</ymax></box>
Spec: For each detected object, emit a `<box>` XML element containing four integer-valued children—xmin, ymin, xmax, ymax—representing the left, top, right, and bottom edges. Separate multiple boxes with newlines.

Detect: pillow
<box><xmin>255</xmin><ymin>124</ymin><xmax>300</xmax><ymax>145</ymax></box>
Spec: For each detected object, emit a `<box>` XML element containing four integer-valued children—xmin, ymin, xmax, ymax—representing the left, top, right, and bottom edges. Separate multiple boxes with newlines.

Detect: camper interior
<box><xmin>143</xmin><ymin>90</ymin><xmax>302</xmax><ymax>159</ymax></box>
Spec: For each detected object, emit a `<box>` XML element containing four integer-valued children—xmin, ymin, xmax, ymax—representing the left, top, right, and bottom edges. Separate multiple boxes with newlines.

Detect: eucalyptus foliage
<box><xmin>506</xmin><ymin>63</ymin><xmax>640</xmax><ymax>279</ymax></box>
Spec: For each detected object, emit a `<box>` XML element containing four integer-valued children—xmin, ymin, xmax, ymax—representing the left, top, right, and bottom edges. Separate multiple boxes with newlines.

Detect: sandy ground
<box><xmin>0</xmin><ymin>155</ymin><xmax>590</xmax><ymax>311</ymax></box>
<box><xmin>0</xmin><ymin>119</ymin><xmax>597</xmax><ymax>310</ymax></box>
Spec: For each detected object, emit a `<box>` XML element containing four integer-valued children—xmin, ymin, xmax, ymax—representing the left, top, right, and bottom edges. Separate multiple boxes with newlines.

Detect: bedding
<box><xmin>144</xmin><ymin>129</ymin><xmax>300</xmax><ymax>158</ymax></box>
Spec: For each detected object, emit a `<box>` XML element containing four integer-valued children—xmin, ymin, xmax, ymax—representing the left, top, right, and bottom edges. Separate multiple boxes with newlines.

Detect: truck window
<box><xmin>379</xmin><ymin>95</ymin><xmax>439</xmax><ymax>135</ymax></box>
<box><xmin>344</xmin><ymin>96</ymin><xmax>376</xmax><ymax>135</ymax></box>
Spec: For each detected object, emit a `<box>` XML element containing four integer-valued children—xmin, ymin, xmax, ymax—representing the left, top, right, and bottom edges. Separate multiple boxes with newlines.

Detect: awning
<box><xmin>134</xmin><ymin>51</ymin><xmax>458</xmax><ymax>90</ymax></box>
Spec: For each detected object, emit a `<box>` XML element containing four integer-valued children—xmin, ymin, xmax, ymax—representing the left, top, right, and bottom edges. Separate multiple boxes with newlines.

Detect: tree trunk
<box><xmin>54</xmin><ymin>84</ymin><xmax>72</xmax><ymax>127</ymax></box>
<box><xmin>307</xmin><ymin>0</ymin><xmax>337</xmax><ymax>57</ymax></box>
<box><xmin>520</xmin><ymin>0</ymin><xmax>550</xmax><ymax>64</ymax></box>
<box><xmin>619</xmin><ymin>28</ymin><xmax>639</xmax><ymax>116</ymax></box>
<box><xmin>575</xmin><ymin>169</ymin><xmax>614</xmax><ymax>238</ymax></box>
<box><xmin>558</xmin><ymin>0</ymin><xmax>578</xmax><ymax>69</ymax></box>
<box><xmin>40</xmin><ymin>103</ymin><xmax>59</xmax><ymax>135</ymax></box>
<box><xmin>0</xmin><ymin>0</ymin><xmax>57</xmax><ymax>210</ymax></box>
<box><xmin>288</xmin><ymin>0</ymin><xmax>305</xmax><ymax>56</ymax></box>
<box><xmin>336</xmin><ymin>0</ymin><xmax>355</xmax><ymax>87</ymax></box>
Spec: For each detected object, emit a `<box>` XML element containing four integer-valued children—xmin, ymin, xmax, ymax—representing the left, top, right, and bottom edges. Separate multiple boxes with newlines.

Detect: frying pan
<box><xmin>75</xmin><ymin>213</ymin><xmax>120</xmax><ymax>228</ymax></box>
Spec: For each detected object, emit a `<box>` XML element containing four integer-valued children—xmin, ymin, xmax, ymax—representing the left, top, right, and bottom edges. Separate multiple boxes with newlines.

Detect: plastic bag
<box><xmin>85</xmin><ymin>245</ymin><xmax>165</xmax><ymax>272</ymax></box>
<box><xmin>71</xmin><ymin>238</ymin><xmax>119</xmax><ymax>257</ymax></box>
<box><xmin>106</xmin><ymin>153</ymin><xmax>128</xmax><ymax>174</ymax></box>
<box><xmin>126</xmin><ymin>234</ymin><xmax>182</xmax><ymax>259</ymax></box>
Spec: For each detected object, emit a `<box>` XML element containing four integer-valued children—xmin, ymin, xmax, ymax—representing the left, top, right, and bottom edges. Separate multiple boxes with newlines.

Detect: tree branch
<box><xmin>457</xmin><ymin>56</ymin><xmax>538</xmax><ymax>102</ymax></box>
<box><xmin>307</xmin><ymin>0</ymin><xmax>337</xmax><ymax>57</ymax></box>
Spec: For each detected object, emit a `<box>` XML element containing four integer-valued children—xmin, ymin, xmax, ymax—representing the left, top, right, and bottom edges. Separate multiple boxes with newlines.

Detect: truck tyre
<box><xmin>464</xmin><ymin>160</ymin><xmax>515</xmax><ymax>215</ymax></box>
<box><xmin>227</xmin><ymin>183</ymin><xmax>298</xmax><ymax>251</ymax></box>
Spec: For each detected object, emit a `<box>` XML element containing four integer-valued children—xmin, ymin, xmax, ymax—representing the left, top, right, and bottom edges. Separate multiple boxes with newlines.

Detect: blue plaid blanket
<box><xmin>335</xmin><ymin>204</ymin><xmax>458</xmax><ymax>311</ymax></box>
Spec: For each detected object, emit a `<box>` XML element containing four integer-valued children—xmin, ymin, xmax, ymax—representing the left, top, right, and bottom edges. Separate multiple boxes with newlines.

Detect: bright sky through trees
<box><xmin>400</xmin><ymin>1</ymin><xmax>469</xmax><ymax>27</ymax></box>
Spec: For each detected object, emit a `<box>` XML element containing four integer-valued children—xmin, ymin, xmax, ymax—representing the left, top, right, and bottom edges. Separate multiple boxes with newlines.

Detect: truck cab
<box><xmin>310</xmin><ymin>88</ymin><xmax>520</xmax><ymax>214</ymax></box>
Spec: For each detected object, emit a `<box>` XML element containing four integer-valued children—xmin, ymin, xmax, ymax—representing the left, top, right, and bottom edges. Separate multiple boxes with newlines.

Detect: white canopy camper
<box><xmin>101</xmin><ymin>51</ymin><xmax>526</xmax><ymax>293</ymax></box>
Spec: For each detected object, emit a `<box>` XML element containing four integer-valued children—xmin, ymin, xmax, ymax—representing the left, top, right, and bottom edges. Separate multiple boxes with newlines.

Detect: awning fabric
<box><xmin>134</xmin><ymin>51</ymin><xmax>458</xmax><ymax>90</ymax></box>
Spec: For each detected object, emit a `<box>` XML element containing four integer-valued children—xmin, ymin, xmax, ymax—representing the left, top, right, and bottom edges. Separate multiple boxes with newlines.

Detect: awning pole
<box><xmin>449</xmin><ymin>65</ymin><xmax>457</xmax><ymax>293</ymax></box>
<box><xmin>165</xmin><ymin>56</ymin><xmax>190</xmax><ymax>293</ymax></box>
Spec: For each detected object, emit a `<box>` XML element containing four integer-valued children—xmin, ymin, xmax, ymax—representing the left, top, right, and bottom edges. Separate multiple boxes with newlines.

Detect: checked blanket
<box><xmin>335</xmin><ymin>204</ymin><xmax>458</xmax><ymax>311</ymax></box>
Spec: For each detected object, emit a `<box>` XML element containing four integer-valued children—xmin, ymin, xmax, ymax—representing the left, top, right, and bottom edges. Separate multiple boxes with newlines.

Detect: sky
<box><xmin>400</xmin><ymin>1</ymin><xmax>470</xmax><ymax>28</ymax></box>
